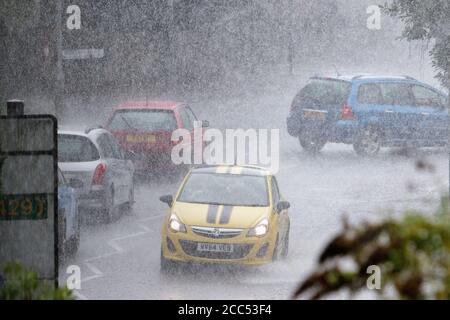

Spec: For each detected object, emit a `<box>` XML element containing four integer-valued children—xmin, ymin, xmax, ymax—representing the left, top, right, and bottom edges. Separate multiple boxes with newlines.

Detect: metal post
<box><xmin>287</xmin><ymin>0</ymin><xmax>295</xmax><ymax>76</ymax></box>
<box><xmin>55</xmin><ymin>0</ymin><xmax>65</xmax><ymax>116</ymax></box>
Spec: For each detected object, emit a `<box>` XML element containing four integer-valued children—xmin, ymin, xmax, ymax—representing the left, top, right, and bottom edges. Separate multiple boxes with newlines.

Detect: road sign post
<box><xmin>0</xmin><ymin>101</ymin><xmax>58</xmax><ymax>287</ymax></box>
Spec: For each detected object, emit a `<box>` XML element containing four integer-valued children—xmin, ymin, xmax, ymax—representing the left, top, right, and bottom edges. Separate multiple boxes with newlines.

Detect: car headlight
<box><xmin>168</xmin><ymin>214</ymin><xmax>187</xmax><ymax>233</ymax></box>
<box><xmin>247</xmin><ymin>218</ymin><xmax>269</xmax><ymax>237</ymax></box>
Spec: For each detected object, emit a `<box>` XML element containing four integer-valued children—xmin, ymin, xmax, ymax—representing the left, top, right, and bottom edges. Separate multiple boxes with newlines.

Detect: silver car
<box><xmin>58</xmin><ymin>128</ymin><xmax>135</xmax><ymax>222</ymax></box>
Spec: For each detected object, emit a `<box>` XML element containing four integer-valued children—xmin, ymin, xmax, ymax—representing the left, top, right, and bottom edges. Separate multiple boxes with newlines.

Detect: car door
<box><xmin>178</xmin><ymin>106</ymin><xmax>196</xmax><ymax>164</ymax></box>
<box><xmin>378</xmin><ymin>82</ymin><xmax>420</xmax><ymax>143</ymax></box>
<box><xmin>410</xmin><ymin>84</ymin><xmax>449</xmax><ymax>145</ymax></box>
<box><xmin>96</xmin><ymin>134</ymin><xmax>122</xmax><ymax>203</ymax></box>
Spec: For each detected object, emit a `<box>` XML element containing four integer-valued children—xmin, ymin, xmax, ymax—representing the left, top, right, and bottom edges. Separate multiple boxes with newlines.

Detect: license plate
<box><xmin>197</xmin><ymin>242</ymin><xmax>234</xmax><ymax>253</ymax></box>
<box><xmin>126</xmin><ymin>134</ymin><xmax>156</xmax><ymax>143</ymax></box>
<box><xmin>303</xmin><ymin>109</ymin><xmax>327</xmax><ymax>120</ymax></box>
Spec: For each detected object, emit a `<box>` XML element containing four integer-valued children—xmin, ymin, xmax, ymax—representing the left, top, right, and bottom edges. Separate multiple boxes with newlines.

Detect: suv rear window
<box><xmin>379</xmin><ymin>83</ymin><xmax>415</xmax><ymax>106</ymax></box>
<box><xmin>58</xmin><ymin>134</ymin><xmax>100</xmax><ymax>162</ymax></box>
<box><xmin>293</xmin><ymin>79</ymin><xmax>351</xmax><ymax>106</ymax></box>
<box><xmin>108</xmin><ymin>110</ymin><xmax>177</xmax><ymax>131</ymax></box>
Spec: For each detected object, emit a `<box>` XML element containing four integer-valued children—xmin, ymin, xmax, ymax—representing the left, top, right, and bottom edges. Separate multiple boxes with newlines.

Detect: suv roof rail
<box><xmin>350</xmin><ymin>73</ymin><xmax>375</xmax><ymax>80</ymax></box>
<box><xmin>85</xmin><ymin>125</ymin><xmax>104</xmax><ymax>134</ymax></box>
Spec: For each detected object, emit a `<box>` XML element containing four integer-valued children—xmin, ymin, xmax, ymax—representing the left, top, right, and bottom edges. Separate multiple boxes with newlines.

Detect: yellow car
<box><xmin>160</xmin><ymin>165</ymin><xmax>290</xmax><ymax>271</ymax></box>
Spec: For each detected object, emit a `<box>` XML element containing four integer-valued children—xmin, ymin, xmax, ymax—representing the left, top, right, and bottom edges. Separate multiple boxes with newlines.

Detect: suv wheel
<box><xmin>354</xmin><ymin>127</ymin><xmax>381</xmax><ymax>156</ymax></box>
<box><xmin>299</xmin><ymin>137</ymin><xmax>326</xmax><ymax>153</ymax></box>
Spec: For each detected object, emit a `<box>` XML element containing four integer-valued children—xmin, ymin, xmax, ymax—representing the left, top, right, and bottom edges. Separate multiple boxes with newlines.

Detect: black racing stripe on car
<box><xmin>219</xmin><ymin>205</ymin><xmax>233</xmax><ymax>224</ymax></box>
<box><xmin>207</xmin><ymin>204</ymin><xmax>219</xmax><ymax>224</ymax></box>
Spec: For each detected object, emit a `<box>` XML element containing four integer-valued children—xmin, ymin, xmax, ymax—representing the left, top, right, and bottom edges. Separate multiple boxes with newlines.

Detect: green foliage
<box><xmin>294</xmin><ymin>196</ymin><xmax>450</xmax><ymax>299</ymax></box>
<box><xmin>0</xmin><ymin>261</ymin><xmax>74</xmax><ymax>300</ymax></box>
<box><xmin>382</xmin><ymin>0</ymin><xmax>450</xmax><ymax>89</ymax></box>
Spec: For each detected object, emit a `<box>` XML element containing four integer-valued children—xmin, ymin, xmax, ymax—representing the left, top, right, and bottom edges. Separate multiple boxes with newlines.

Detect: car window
<box><xmin>358</xmin><ymin>83</ymin><xmax>384</xmax><ymax>104</ymax></box>
<box><xmin>109</xmin><ymin>110</ymin><xmax>177</xmax><ymax>131</ymax></box>
<box><xmin>379</xmin><ymin>83</ymin><xmax>415</xmax><ymax>106</ymax></box>
<box><xmin>293</xmin><ymin>79</ymin><xmax>351</xmax><ymax>106</ymax></box>
<box><xmin>411</xmin><ymin>85</ymin><xmax>445</xmax><ymax>107</ymax></box>
<box><xmin>271</xmin><ymin>177</ymin><xmax>280</xmax><ymax>204</ymax></box>
<box><xmin>58</xmin><ymin>134</ymin><xmax>100</xmax><ymax>162</ymax></box>
<box><xmin>179</xmin><ymin>107</ymin><xmax>194</xmax><ymax>131</ymax></box>
<box><xmin>178</xmin><ymin>173</ymin><xmax>269</xmax><ymax>207</ymax></box>
<box><xmin>97</xmin><ymin>134</ymin><xmax>115</xmax><ymax>158</ymax></box>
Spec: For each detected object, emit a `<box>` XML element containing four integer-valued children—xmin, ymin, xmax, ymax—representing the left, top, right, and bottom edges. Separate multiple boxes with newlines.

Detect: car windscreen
<box><xmin>58</xmin><ymin>134</ymin><xmax>100</xmax><ymax>162</ymax></box>
<box><xmin>293</xmin><ymin>79</ymin><xmax>351</xmax><ymax>106</ymax></box>
<box><xmin>108</xmin><ymin>110</ymin><xmax>177</xmax><ymax>131</ymax></box>
<box><xmin>177</xmin><ymin>173</ymin><xmax>269</xmax><ymax>207</ymax></box>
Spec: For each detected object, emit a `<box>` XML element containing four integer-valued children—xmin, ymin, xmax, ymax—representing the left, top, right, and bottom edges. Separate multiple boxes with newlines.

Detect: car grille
<box><xmin>191</xmin><ymin>226</ymin><xmax>243</xmax><ymax>239</ymax></box>
<box><xmin>179</xmin><ymin>240</ymin><xmax>253</xmax><ymax>259</ymax></box>
<box><xmin>133</xmin><ymin>152</ymin><xmax>171</xmax><ymax>162</ymax></box>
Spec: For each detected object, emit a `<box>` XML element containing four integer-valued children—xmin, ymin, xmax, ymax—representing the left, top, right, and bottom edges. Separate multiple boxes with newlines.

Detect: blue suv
<box><xmin>286</xmin><ymin>75</ymin><xmax>448</xmax><ymax>155</ymax></box>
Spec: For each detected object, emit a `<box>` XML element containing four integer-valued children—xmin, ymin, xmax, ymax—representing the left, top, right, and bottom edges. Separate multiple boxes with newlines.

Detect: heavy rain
<box><xmin>0</xmin><ymin>0</ymin><xmax>449</xmax><ymax>301</ymax></box>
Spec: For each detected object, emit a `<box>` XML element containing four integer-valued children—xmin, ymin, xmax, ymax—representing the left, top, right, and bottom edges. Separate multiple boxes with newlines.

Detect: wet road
<box><xmin>60</xmin><ymin>142</ymin><xmax>448</xmax><ymax>300</ymax></box>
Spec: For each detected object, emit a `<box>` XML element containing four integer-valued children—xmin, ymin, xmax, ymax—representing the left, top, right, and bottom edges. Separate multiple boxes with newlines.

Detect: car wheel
<box><xmin>58</xmin><ymin>216</ymin><xmax>67</xmax><ymax>262</ymax></box>
<box><xmin>160</xmin><ymin>249</ymin><xmax>178</xmax><ymax>275</ymax></box>
<box><xmin>354</xmin><ymin>127</ymin><xmax>381</xmax><ymax>156</ymax></box>
<box><xmin>299</xmin><ymin>136</ymin><xmax>326</xmax><ymax>153</ymax></box>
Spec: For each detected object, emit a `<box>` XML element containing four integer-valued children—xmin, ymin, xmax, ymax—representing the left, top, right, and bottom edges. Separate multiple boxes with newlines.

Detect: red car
<box><xmin>106</xmin><ymin>101</ymin><xmax>208</xmax><ymax>173</ymax></box>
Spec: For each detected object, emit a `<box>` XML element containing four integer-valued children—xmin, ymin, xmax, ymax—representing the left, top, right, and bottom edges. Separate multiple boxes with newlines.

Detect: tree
<box><xmin>383</xmin><ymin>0</ymin><xmax>450</xmax><ymax>93</ymax></box>
<box><xmin>0</xmin><ymin>262</ymin><xmax>74</xmax><ymax>300</ymax></box>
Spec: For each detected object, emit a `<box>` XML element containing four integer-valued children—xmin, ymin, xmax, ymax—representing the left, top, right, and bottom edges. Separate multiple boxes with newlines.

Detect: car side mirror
<box><xmin>276</xmin><ymin>201</ymin><xmax>290</xmax><ymax>213</ymax></box>
<box><xmin>68</xmin><ymin>178</ymin><xmax>83</xmax><ymax>189</ymax></box>
<box><xmin>202</xmin><ymin>120</ymin><xmax>209</xmax><ymax>128</ymax></box>
<box><xmin>160</xmin><ymin>195</ymin><xmax>173</xmax><ymax>207</ymax></box>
